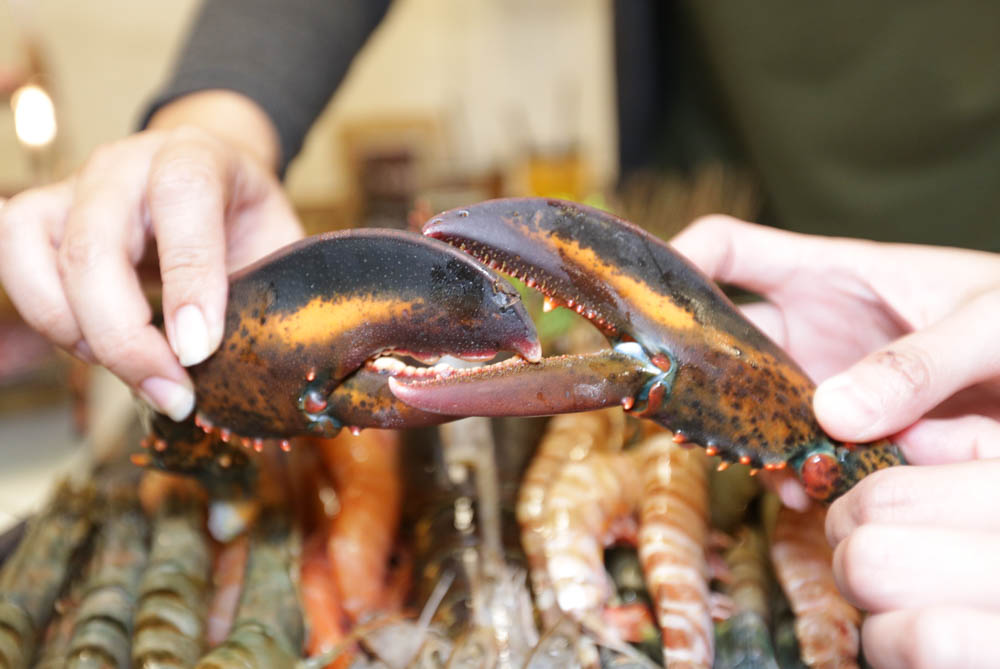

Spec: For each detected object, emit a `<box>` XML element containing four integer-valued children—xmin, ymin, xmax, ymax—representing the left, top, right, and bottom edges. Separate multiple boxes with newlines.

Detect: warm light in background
<box><xmin>12</xmin><ymin>83</ymin><xmax>57</xmax><ymax>148</ymax></box>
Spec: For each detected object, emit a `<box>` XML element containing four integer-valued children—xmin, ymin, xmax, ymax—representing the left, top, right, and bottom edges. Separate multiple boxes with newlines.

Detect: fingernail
<box><xmin>814</xmin><ymin>373</ymin><xmax>880</xmax><ymax>437</ymax></box>
<box><xmin>140</xmin><ymin>376</ymin><xmax>195</xmax><ymax>421</ymax></box>
<box><xmin>172</xmin><ymin>304</ymin><xmax>213</xmax><ymax>366</ymax></box>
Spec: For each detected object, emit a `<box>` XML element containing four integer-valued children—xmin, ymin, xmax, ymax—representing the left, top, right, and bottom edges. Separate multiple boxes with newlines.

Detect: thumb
<box><xmin>814</xmin><ymin>289</ymin><xmax>1000</xmax><ymax>442</ymax></box>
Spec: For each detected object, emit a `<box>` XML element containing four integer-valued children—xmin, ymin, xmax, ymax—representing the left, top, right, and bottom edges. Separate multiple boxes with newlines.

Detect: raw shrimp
<box><xmin>132</xmin><ymin>490</ymin><xmax>211</xmax><ymax>668</ymax></box>
<box><xmin>300</xmin><ymin>533</ymin><xmax>350</xmax><ymax>668</ymax></box>
<box><xmin>636</xmin><ymin>434</ymin><xmax>712</xmax><ymax>669</ymax></box>
<box><xmin>770</xmin><ymin>505</ymin><xmax>860</xmax><ymax>669</ymax></box>
<box><xmin>714</xmin><ymin>527</ymin><xmax>779</xmax><ymax>669</ymax></box>
<box><xmin>0</xmin><ymin>483</ymin><xmax>91</xmax><ymax>669</ymax></box>
<box><xmin>541</xmin><ymin>451</ymin><xmax>640</xmax><ymax>628</ymax></box>
<box><xmin>518</xmin><ymin>409</ymin><xmax>623</xmax><ymax>625</ymax></box>
<box><xmin>66</xmin><ymin>490</ymin><xmax>148</xmax><ymax>669</ymax></box>
<box><xmin>314</xmin><ymin>429</ymin><xmax>402</xmax><ymax>623</ymax></box>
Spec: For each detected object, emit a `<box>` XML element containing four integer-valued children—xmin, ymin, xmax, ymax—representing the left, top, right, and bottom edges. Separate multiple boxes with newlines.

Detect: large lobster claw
<box><xmin>147</xmin><ymin>228</ymin><xmax>540</xmax><ymax>452</ymax></box>
<box><xmin>389</xmin><ymin>198</ymin><xmax>904</xmax><ymax>502</ymax></box>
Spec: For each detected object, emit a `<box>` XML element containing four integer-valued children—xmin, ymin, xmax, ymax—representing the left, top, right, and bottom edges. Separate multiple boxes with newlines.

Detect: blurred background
<box><xmin>0</xmin><ymin>0</ymin><xmax>618</xmax><ymax>220</ymax></box>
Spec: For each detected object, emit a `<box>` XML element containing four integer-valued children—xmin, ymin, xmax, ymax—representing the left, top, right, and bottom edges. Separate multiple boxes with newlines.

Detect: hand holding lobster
<box><xmin>674</xmin><ymin>215</ymin><xmax>1000</xmax><ymax>669</ymax></box>
<box><xmin>0</xmin><ymin>92</ymin><xmax>301</xmax><ymax>421</ymax></box>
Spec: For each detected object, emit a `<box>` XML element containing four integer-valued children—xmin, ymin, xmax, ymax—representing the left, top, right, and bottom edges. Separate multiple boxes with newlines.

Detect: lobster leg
<box><xmin>391</xmin><ymin>198</ymin><xmax>904</xmax><ymax>501</ymax></box>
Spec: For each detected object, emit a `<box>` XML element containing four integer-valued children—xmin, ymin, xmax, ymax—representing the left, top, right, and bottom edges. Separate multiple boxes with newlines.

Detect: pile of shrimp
<box><xmin>504</xmin><ymin>408</ymin><xmax>863</xmax><ymax>669</ymax></box>
<box><xmin>0</xmin><ymin>407</ymin><xmax>862</xmax><ymax>669</ymax></box>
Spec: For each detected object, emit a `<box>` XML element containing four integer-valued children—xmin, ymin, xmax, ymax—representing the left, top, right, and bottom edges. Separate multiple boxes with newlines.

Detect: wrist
<box><xmin>147</xmin><ymin>90</ymin><xmax>281</xmax><ymax>173</ymax></box>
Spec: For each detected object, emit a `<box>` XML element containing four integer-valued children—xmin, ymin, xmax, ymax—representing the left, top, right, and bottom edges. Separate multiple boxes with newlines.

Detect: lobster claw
<box><xmin>389</xmin><ymin>198</ymin><xmax>904</xmax><ymax>502</ymax></box>
<box><xmin>148</xmin><ymin>229</ymin><xmax>540</xmax><ymax>449</ymax></box>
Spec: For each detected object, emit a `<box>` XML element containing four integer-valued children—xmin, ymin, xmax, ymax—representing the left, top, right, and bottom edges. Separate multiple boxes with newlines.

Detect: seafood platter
<box><xmin>0</xmin><ymin>199</ymin><xmax>898</xmax><ymax>668</ymax></box>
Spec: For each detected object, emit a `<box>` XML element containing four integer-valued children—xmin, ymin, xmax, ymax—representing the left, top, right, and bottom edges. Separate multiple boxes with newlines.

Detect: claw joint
<box><xmin>613</xmin><ymin>342</ymin><xmax>676</xmax><ymax>418</ymax></box>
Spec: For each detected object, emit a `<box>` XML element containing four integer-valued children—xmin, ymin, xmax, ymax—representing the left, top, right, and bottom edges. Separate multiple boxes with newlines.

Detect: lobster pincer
<box><xmin>145</xmin><ymin>228</ymin><xmax>540</xmax><ymax>462</ymax></box>
<box><xmin>389</xmin><ymin>198</ymin><xmax>904</xmax><ymax>502</ymax></box>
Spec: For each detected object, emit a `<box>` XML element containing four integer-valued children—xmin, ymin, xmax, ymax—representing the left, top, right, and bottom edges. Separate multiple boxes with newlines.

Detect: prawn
<box><xmin>636</xmin><ymin>434</ymin><xmax>712</xmax><ymax>669</ymax></box>
<box><xmin>313</xmin><ymin>428</ymin><xmax>402</xmax><ymax>624</ymax></box>
<box><xmin>517</xmin><ymin>409</ymin><xmax>624</xmax><ymax>625</ymax></box>
<box><xmin>770</xmin><ymin>505</ymin><xmax>860</xmax><ymax>669</ymax></box>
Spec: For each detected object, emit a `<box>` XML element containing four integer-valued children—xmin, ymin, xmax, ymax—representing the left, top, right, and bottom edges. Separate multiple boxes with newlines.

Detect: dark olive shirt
<box><xmin>620</xmin><ymin>1</ymin><xmax>1000</xmax><ymax>250</ymax></box>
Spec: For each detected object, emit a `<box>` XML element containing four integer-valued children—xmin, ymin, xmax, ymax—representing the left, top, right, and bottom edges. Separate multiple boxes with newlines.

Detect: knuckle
<box><xmin>691</xmin><ymin>213</ymin><xmax>742</xmax><ymax>230</ymax></box>
<box><xmin>57</xmin><ymin>231</ymin><xmax>105</xmax><ymax>277</ymax></box>
<box><xmin>158</xmin><ymin>242</ymin><xmax>214</xmax><ymax>280</ymax></box>
<box><xmin>847</xmin><ymin>479</ymin><xmax>881</xmax><ymax>529</ymax></box>
<box><xmin>30</xmin><ymin>305</ymin><xmax>74</xmax><ymax>342</ymax></box>
<box><xmin>825</xmin><ymin>498</ymin><xmax>849</xmax><ymax>545</ymax></box>
<box><xmin>166</xmin><ymin>124</ymin><xmax>215</xmax><ymax>146</ymax></box>
<box><xmin>149</xmin><ymin>157</ymin><xmax>221</xmax><ymax>206</ymax></box>
<box><xmin>849</xmin><ymin>468</ymin><xmax>911</xmax><ymax>527</ymax></box>
<box><xmin>88</xmin><ymin>326</ymin><xmax>147</xmax><ymax>371</ymax></box>
<box><xmin>684</xmin><ymin>214</ymin><xmax>739</xmax><ymax>245</ymax></box>
<box><xmin>82</xmin><ymin>140</ymin><xmax>128</xmax><ymax>173</ymax></box>
<box><xmin>870</xmin><ymin>345</ymin><xmax>933</xmax><ymax>399</ymax></box>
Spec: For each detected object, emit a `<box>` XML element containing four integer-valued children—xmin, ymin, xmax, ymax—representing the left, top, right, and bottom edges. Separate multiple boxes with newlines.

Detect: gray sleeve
<box><xmin>141</xmin><ymin>0</ymin><xmax>393</xmax><ymax>174</ymax></box>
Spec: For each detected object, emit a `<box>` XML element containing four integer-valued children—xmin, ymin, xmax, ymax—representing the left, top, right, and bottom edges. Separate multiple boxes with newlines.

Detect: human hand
<box><xmin>825</xmin><ymin>460</ymin><xmax>1000</xmax><ymax>668</ymax></box>
<box><xmin>673</xmin><ymin>216</ymin><xmax>1000</xmax><ymax>667</ymax></box>
<box><xmin>0</xmin><ymin>91</ymin><xmax>303</xmax><ymax>420</ymax></box>
<box><xmin>671</xmin><ymin>216</ymin><xmax>1000</xmax><ymax>499</ymax></box>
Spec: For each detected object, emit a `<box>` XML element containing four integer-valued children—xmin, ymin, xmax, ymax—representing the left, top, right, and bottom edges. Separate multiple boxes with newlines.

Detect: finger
<box><xmin>815</xmin><ymin>289</ymin><xmax>1000</xmax><ymax>442</ymax></box>
<box><xmin>827</xmin><ymin>460</ymin><xmax>1000</xmax><ymax>546</ymax></box>
<box><xmin>862</xmin><ymin>607</ymin><xmax>1000</xmax><ymax>669</ymax></box>
<box><xmin>222</xmin><ymin>168</ymin><xmax>305</xmax><ymax>272</ymax></box>
<box><xmin>59</xmin><ymin>138</ymin><xmax>194</xmax><ymax>420</ymax></box>
<box><xmin>832</xmin><ymin>524</ymin><xmax>1000</xmax><ymax>613</ymax></box>
<box><xmin>759</xmin><ymin>469</ymin><xmax>811</xmax><ymax>511</ymax></box>
<box><xmin>670</xmin><ymin>215</ymin><xmax>845</xmax><ymax>294</ymax></box>
<box><xmin>0</xmin><ymin>181</ymin><xmax>91</xmax><ymax>360</ymax></box>
<box><xmin>147</xmin><ymin>128</ymin><xmax>232</xmax><ymax>366</ymax></box>
<box><xmin>738</xmin><ymin>301</ymin><xmax>788</xmax><ymax>348</ymax></box>
<box><xmin>896</xmin><ymin>415</ymin><xmax>1000</xmax><ymax>464</ymax></box>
